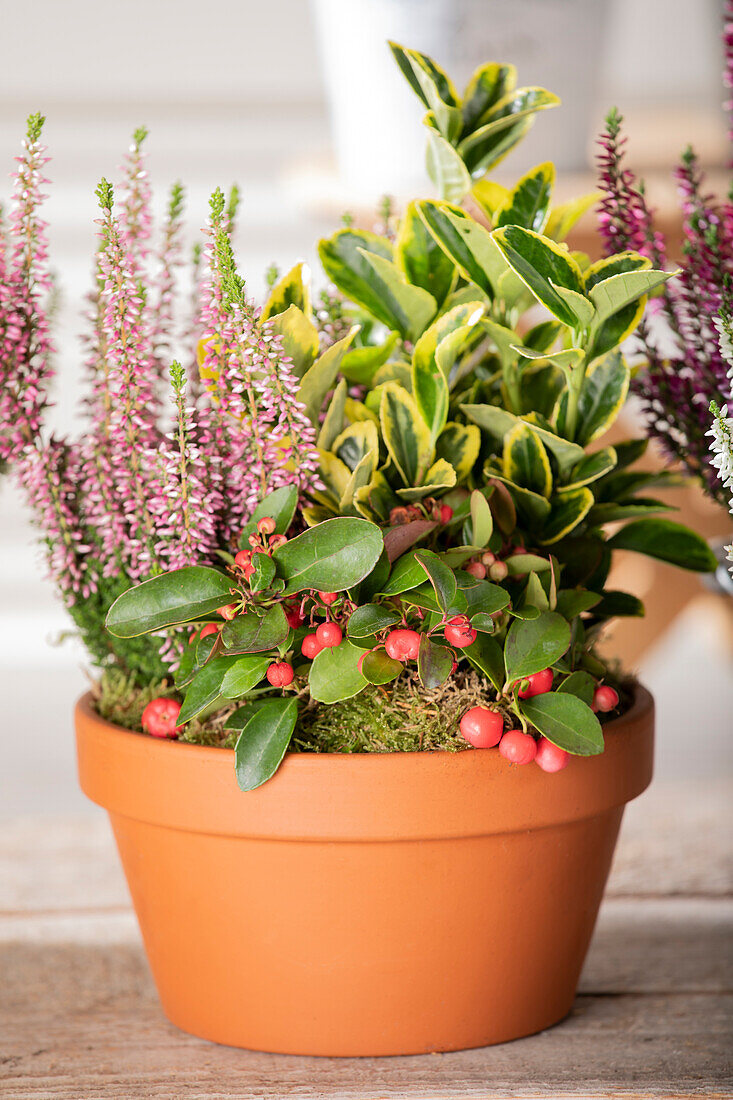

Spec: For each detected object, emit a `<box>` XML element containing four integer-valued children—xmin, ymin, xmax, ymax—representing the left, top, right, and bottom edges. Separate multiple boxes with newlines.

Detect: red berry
<box><xmin>489</xmin><ymin>560</ymin><xmax>508</xmax><ymax>582</ymax></box>
<box><xmin>234</xmin><ymin>549</ymin><xmax>251</xmax><ymax>569</ymax></box>
<box><xmin>440</xmin><ymin>504</ymin><xmax>453</xmax><ymax>524</ymax></box>
<box><xmin>459</xmin><ymin>706</ymin><xmax>504</xmax><ymax>748</ymax></box>
<box><xmin>257</xmin><ymin>516</ymin><xmax>276</xmax><ymax>535</ymax></box>
<box><xmin>318</xmin><ymin>591</ymin><xmax>338</xmax><ymax>606</ymax></box>
<box><xmin>384</xmin><ymin>628</ymin><xmax>421</xmax><ymax>661</ymax></box>
<box><xmin>481</xmin><ymin>551</ymin><xmax>496</xmax><ymax>566</ymax></box>
<box><xmin>315</xmin><ymin>621</ymin><xmax>343</xmax><ymax>648</ymax></box>
<box><xmin>269</xmin><ymin>534</ymin><xmax>288</xmax><ymax>549</ymax></box>
<box><xmin>266</xmin><ymin>661</ymin><xmax>294</xmax><ymax>688</ymax></box>
<box><xmin>466</xmin><ymin>561</ymin><xmax>487</xmax><ymax>580</ymax></box>
<box><xmin>217</xmin><ymin>603</ymin><xmax>238</xmax><ymax>620</ymax></box>
<box><xmin>592</xmin><ymin>685</ymin><xmax>619</xmax><ymax>713</ymax></box>
<box><xmin>302</xmin><ymin>633</ymin><xmax>323</xmax><ymax>659</ymax></box>
<box><xmin>199</xmin><ymin>623</ymin><xmax>219</xmax><ymax>639</ymax></box>
<box><xmin>444</xmin><ymin>615</ymin><xmax>477</xmax><ymax>648</ymax></box>
<box><xmin>141</xmin><ymin>698</ymin><xmax>182</xmax><ymax>739</ymax></box>
<box><xmin>499</xmin><ymin>730</ymin><xmax>538</xmax><ymax>765</ymax></box>
<box><xmin>516</xmin><ymin>668</ymin><xmax>553</xmax><ymax>699</ymax></box>
<box><xmin>243</xmin><ymin>563</ymin><xmax>255</xmax><ymax>580</ymax></box>
<box><xmin>535</xmin><ymin>737</ymin><xmax>569</xmax><ymax>773</ymax></box>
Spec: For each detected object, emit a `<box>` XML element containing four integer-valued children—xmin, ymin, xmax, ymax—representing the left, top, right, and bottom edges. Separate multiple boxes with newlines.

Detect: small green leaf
<box><xmin>357</xmin><ymin>249</ymin><xmax>438</xmax><ymax>341</ymax></box>
<box><xmin>379</xmin><ymin>550</ymin><xmax>428</xmax><ymax>596</ymax></box>
<box><xmin>318</xmin><ymin>228</ymin><xmax>394</xmax><ymax>324</ymax></box>
<box><xmin>557</xmin><ymin>670</ymin><xmax>596</xmax><ymax>706</ymax></box>
<box><xmin>461</xmin><ymin>62</ymin><xmax>516</xmax><ymax>132</ymax></box>
<box><xmin>417</xmin><ymin>200</ymin><xmax>503</xmax><ymax>297</ymax></box>
<box><xmin>347</xmin><ymin>604</ymin><xmax>400</xmax><ymax>639</ymax></box>
<box><xmin>458</xmin><ymin>87</ymin><xmax>560</xmax><ymax>175</ymax></box>
<box><xmin>555</xmin><ymin>589</ymin><xmax>601</xmax><ymax>618</ymax></box>
<box><xmin>220</xmin><ymin>654</ymin><xmax>270</xmax><ymax>698</ymax></box>
<box><xmin>340</xmin><ymin>333</ymin><xmax>400</xmax><ymax>386</ymax></box>
<box><xmin>592</xmin><ymin>589</ymin><xmax>645</xmax><ymax>619</ymax></box>
<box><xmin>261</xmin><ymin>261</ymin><xmax>311</xmax><ymax>321</ymax></box>
<box><xmin>418</xmin><ymin>635</ymin><xmax>454</xmax><ymax>689</ymax></box>
<box><xmin>463</xmin><ymin>579</ymin><xmax>510</xmax><ymax>616</ymax></box>
<box><xmin>234</xmin><ymin>698</ymin><xmax>298</xmax><ymax>791</ymax></box>
<box><xmin>559</xmin><ymin>351</ymin><xmax>630</xmax><ymax>446</ymax></box>
<box><xmin>424</xmin><ymin>129</ymin><xmax>473</xmax><ymax>203</ymax></box>
<box><xmin>299</xmin><ymin>327</ymin><xmax>359</xmax><ymax>426</ymax></box>
<box><xmin>361</xmin><ymin>649</ymin><xmax>403</xmax><ymax>685</ymax></box>
<box><xmin>505</xmin><ymin>553</ymin><xmax>551</xmax><ymax>576</ymax></box>
<box><xmin>413</xmin><ymin>356</ymin><xmax>449</xmax><ymax>444</ymax></box>
<box><xmin>520</xmin><ymin>692</ymin><xmax>603</xmax><ymax>755</ymax></box>
<box><xmin>239</xmin><ymin>486</ymin><xmax>299</xmax><ymax>546</ymax></box>
<box><xmin>539</xmin><ymin>487</ymin><xmax>594</xmax><ymax>545</ymax></box>
<box><xmin>178</xmin><ymin>655</ymin><xmax>240</xmax><ymax>724</ymax></box>
<box><xmin>504</xmin><ymin>611</ymin><xmax>571</xmax><ymax>683</ymax></box>
<box><xmin>469</xmin><ymin>489</ymin><xmax>493</xmax><ymax>547</ymax></box>
<box><xmin>560</xmin><ymin>447</ymin><xmax>617</xmax><ymax>492</ymax></box>
<box><xmin>465</xmin><ymin>633</ymin><xmax>505</xmax><ymax>690</ymax></box>
<box><xmin>503</xmin><ymin>421</ymin><xmax>553</xmax><ymax>498</ymax></box>
<box><xmin>308</xmin><ymin>640</ymin><xmax>368</xmax><ymax>702</ymax></box>
<box><xmin>414</xmin><ymin>548</ymin><xmax>458</xmax><ymax>614</ymax></box>
<box><xmin>106</xmin><ymin>567</ymin><xmax>233</xmax><ymax>638</ymax></box>
<box><xmin>396</xmin><ymin>200</ymin><xmax>457</xmax><ymax>307</ymax></box>
<box><xmin>380</xmin><ymin>382</ymin><xmax>434</xmax><ymax>486</ymax></box>
<box><xmin>221</xmin><ymin>605</ymin><xmax>290</xmax><ymax>654</ymax></box>
<box><xmin>607</xmin><ymin>518</ymin><xmax>717</xmax><ymax>572</ymax></box>
<box><xmin>436</xmin><ymin>422</ymin><xmax>481</xmax><ymax>482</ymax></box>
<box><xmin>249</xmin><ymin>552</ymin><xmax>276</xmax><ymax>592</ymax></box>
<box><xmin>267</xmin><ymin>304</ymin><xmax>320</xmax><ymax>379</ymax></box>
<box><xmin>589</xmin><ymin>498</ymin><xmax>676</xmax><ymax>524</ymax></box>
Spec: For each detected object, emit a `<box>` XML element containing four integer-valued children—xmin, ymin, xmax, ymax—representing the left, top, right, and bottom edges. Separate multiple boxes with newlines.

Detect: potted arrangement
<box><xmin>2</xmin><ymin>44</ymin><xmax>718</xmax><ymax>1056</ymax></box>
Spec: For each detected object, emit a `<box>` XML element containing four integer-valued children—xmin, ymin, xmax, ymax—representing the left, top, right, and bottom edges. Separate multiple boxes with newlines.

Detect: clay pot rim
<box><xmin>77</xmin><ymin>682</ymin><xmax>651</xmax><ymax>765</ymax></box>
<box><xmin>75</xmin><ymin>685</ymin><xmax>654</xmax><ymax>841</ymax></box>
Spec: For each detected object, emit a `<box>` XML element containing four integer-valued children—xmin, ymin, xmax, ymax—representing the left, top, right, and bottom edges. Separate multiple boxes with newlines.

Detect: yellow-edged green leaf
<box><xmin>462</xmin><ymin>402</ymin><xmax>584</xmax><ymax>473</ymax></box>
<box><xmin>589</xmin><ymin>267</ymin><xmax>677</xmax><ymax>324</ymax></box>
<box><xmin>340</xmin><ymin>450</ymin><xmax>378</xmax><ymax>512</ymax></box>
<box><xmin>267</xmin><ymin>304</ymin><xmax>320</xmax><ymax>379</ymax></box>
<box><xmin>461</xmin><ymin>62</ymin><xmax>516</xmax><ymax>132</ymax></box>
<box><xmin>318</xmin><ymin>378</ymin><xmax>347</xmax><ymax>450</ymax></box>
<box><xmin>396</xmin><ymin>200</ymin><xmax>457</xmax><ymax>307</ymax></box>
<box><xmin>417</xmin><ymin>200</ymin><xmax>506</xmax><ymax>296</ymax></box>
<box><xmin>561</xmin><ymin>351</ymin><xmax>630</xmax><ymax>445</ymax></box>
<box><xmin>471</xmin><ymin>179</ymin><xmax>510</xmax><ymax>218</ymax></box>
<box><xmin>539</xmin><ymin>487</ymin><xmax>594</xmax><ymax>544</ymax></box>
<box><xmin>491</xmin><ymin>225</ymin><xmax>585</xmax><ymax>327</ymax></box>
<box><xmin>318</xmin><ymin>449</ymin><xmax>352</xmax><ymax>501</ymax></box>
<box><xmin>458</xmin><ymin>87</ymin><xmax>560</xmax><ymax>174</ymax></box>
<box><xmin>544</xmin><ymin>193</ymin><xmax>600</xmax><ymax>242</ymax></box>
<box><xmin>380</xmin><ymin>382</ymin><xmax>434</xmax><ymax>487</ymax></box>
<box><xmin>413</xmin><ymin>357</ymin><xmax>449</xmax><ymax>443</ymax></box>
<box><xmin>318</xmin><ymin>228</ymin><xmax>394</xmax><ymax>323</ymax></box>
<box><xmin>332</xmin><ymin>420</ymin><xmax>380</xmax><ymax>472</ymax></box>
<box><xmin>558</xmin><ymin>446</ymin><xmax>617</xmax><ymax>492</ymax></box>
<box><xmin>549</xmin><ymin>282</ymin><xmax>595</xmax><ymax>329</ymax></box>
<box><xmin>489</xmin><ymin>470</ymin><xmax>552</xmax><ymax>526</ymax></box>
<box><xmin>261</xmin><ymin>261</ymin><xmax>311</xmax><ymax>321</ymax></box>
<box><xmin>395</xmin><ymin>458</ymin><xmax>457</xmax><ymax>500</ymax></box>
<box><xmin>424</xmin><ymin>128</ymin><xmax>473</xmax><ymax>202</ymax></box>
<box><xmin>299</xmin><ymin>327</ymin><xmax>358</xmax><ymax>426</ymax></box>
<box><xmin>357</xmin><ymin>248</ymin><xmax>437</xmax><ymax>341</ymax></box>
<box><xmin>495</xmin><ymin>161</ymin><xmax>555</xmax><ymax>234</ymax></box>
<box><xmin>412</xmin><ymin>300</ymin><xmax>485</xmax><ymax>376</ymax></box>
<box><xmin>388</xmin><ymin>40</ymin><xmax>459</xmax><ymax>108</ymax></box>
<box><xmin>503</xmin><ymin>421</ymin><xmax>553</xmax><ymax>498</ymax></box>
<box><xmin>435</xmin><ymin>421</ymin><xmax>480</xmax><ymax>482</ymax></box>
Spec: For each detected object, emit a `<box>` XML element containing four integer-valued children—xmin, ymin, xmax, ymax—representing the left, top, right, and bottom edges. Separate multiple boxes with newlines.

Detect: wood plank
<box><xmin>1</xmin><ymin>898</ymin><xmax>731</xmax><ymax>1099</ymax></box>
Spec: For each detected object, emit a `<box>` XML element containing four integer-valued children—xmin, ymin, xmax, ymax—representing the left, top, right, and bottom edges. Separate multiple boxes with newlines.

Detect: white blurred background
<box><xmin>1</xmin><ymin>0</ymin><xmax>731</xmax><ymax>817</ymax></box>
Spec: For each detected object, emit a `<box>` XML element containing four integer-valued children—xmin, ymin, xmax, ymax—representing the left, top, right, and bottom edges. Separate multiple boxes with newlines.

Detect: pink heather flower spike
<box><xmin>150</xmin><ymin>181</ymin><xmax>185</xmax><ymax>363</ymax></box>
<box><xmin>118</xmin><ymin>126</ymin><xmax>152</xmax><ymax>268</ymax></box>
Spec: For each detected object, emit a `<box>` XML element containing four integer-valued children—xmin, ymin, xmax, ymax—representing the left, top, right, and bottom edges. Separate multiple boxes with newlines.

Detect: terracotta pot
<box><xmin>75</xmin><ymin>685</ymin><xmax>654</xmax><ymax>1056</ymax></box>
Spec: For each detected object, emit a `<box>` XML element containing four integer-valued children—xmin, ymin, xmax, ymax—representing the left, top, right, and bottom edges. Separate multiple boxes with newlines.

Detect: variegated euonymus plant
<box><xmin>104</xmin><ymin>42</ymin><xmax>717</xmax><ymax>790</ymax></box>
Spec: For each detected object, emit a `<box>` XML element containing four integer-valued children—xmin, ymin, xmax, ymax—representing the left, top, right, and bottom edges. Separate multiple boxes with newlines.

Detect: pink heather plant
<box><xmin>595</xmin><ymin>4</ymin><xmax>733</xmax><ymax>507</ymax></box>
<box><xmin>0</xmin><ymin>116</ymin><xmax>318</xmax><ymax>675</ymax></box>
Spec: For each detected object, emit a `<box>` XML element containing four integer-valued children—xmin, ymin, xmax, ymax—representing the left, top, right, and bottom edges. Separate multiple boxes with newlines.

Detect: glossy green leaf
<box><xmin>413</xmin><ymin>356</ymin><xmax>449</xmax><ymax>444</ymax></box>
<box><xmin>490</xmin><ymin>472</ymin><xmax>552</xmax><ymax>527</ymax></box>
<box><xmin>234</xmin><ymin>697</ymin><xmax>298</xmax><ymax>791</ymax></box>
<box><xmin>318</xmin><ymin>227</ymin><xmax>393</xmax><ymax>321</ymax></box>
<box><xmin>221</xmin><ymin>604</ymin><xmax>290</xmax><ymax>653</ymax></box>
<box><xmin>505</xmin><ymin>553</ymin><xmax>551</xmax><ymax>576</ymax></box>
<box><xmin>347</xmin><ymin>604</ymin><xmax>401</xmax><ymax>639</ymax></box>
<box><xmin>220</xmin><ymin>654</ymin><xmax>270</xmax><ymax>698</ymax></box>
<box><xmin>412</xmin><ymin>301</ymin><xmax>485</xmax><ymax>378</ymax></box>
<box><xmin>414</xmin><ymin>548</ymin><xmax>457</xmax><ymax>613</ymax></box>
<box><xmin>465</xmin><ymin>633</ymin><xmax>505</xmax><ymax>690</ymax></box>
<box><xmin>557</xmin><ymin>670</ymin><xmax>596</xmax><ymax>706</ymax></box>
<box><xmin>470</xmin><ymin>489</ymin><xmax>493</xmax><ymax>547</ymax></box>
<box><xmin>273</xmin><ymin>517</ymin><xmax>383</xmax><ymax>594</ymax></box>
<box><xmin>592</xmin><ymin>589</ymin><xmax>645</xmax><ymax>619</ymax></box>
<box><xmin>340</xmin><ymin>334</ymin><xmax>400</xmax><ymax>386</ymax></box>
<box><xmin>462</xmin><ymin>402</ymin><xmax>584</xmax><ymax>474</ymax></box>
<box><xmin>588</xmin><ymin>498</ymin><xmax>676</xmax><ymax>524</ymax></box>
<box><xmin>503</xmin><ymin>421</ymin><xmax>552</xmax><ymax>498</ymax></box>
<box><xmin>555</xmin><ymin>589</ymin><xmax>601</xmax><ymax>618</ymax></box>
<box><xmin>418</xmin><ymin>635</ymin><xmax>454</xmax><ymax>689</ymax></box>
<box><xmin>560</xmin><ymin>447</ymin><xmax>618</xmax><ymax>492</ymax></box>
<box><xmin>521</xmin><ymin>692</ymin><xmax>603</xmax><ymax>755</ymax></box>
<box><xmin>495</xmin><ymin>161</ymin><xmax>555</xmax><ymax>233</ymax></box>
<box><xmin>267</xmin><ymin>304</ymin><xmax>320</xmax><ymax>379</ymax></box>
<box><xmin>463</xmin><ymin>578</ymin><xmax>511</xmax><ymax>617</ymax></box>
<box><xmin>589</xmin><ymin>266</ymin><xmax>677</xmax><ymax>325</ymax></box>
<box><xmin>388</xmin><ymin>40</ymin><xmax>459</xmax><ymax>108</ymax></box>
<box><xmin>361</xmin><ymin>649</ymin><xmax>403</xmax><ymax>686</ymax></box>
<box><xmin>178</xmin><ymin>655</ymin><xmax>240</xmax><ymax>724</ymax></box>
<box><xmin>261</xmin><ymin>261</ymin><xmax>311</xmax><ymax>321</ymax></box>
<box><xmin>566</xmin><ymin>352</ymin><xmax>630</xmax><ymax>445</ymax></box>
<box><xmin>308</xmin><ymin>639</ymin><xmax>368</xmax><ymax>703</ymax></box>
<box><xmin>249</xmin><ymin>552</ymin><xmax>276</xmax><ymax>592</ymax></box>
<box><xmin>380</xmin><ymin>382</ymin><xmax>434</xmax><ymax>486</ymax></box>
<box><xmin>318</xmin><ymin>379</ymin><xmax>348</xmax><ymax>450</ymax></box>
<box><xmin>491</xmin><ymin>226</ymin><xmax>585</xmax><ymax>327</ymax></box>
<box><xmin>504</xmin><ymin>611</ymin><xmax>571</xmax><ymax>683</ymax></box>
<box><xmin>396</xmin><ymin>200</ymin><xmax>457</xmax><ymax>307</ymax></box>
<box><xmin>607</xmin><ymin>518</ymin><xmax>717</xmax><ymax>572</ymax></box>
<box><xmin>106</xmin><ymin>567</ymin><xmax>233</xmax><ymax>638</ymax></box>
<box><xmin>539</xmin><ymin>487</ymin><xmax>594</xmax><ymax>544</ymax></box>
<box><xmin>380</xmin><ymin>550</ymin><xmax>429</xmax><ymax>596</ymax></box>
<box><xmin>332</xmin><ymin>420</ymin><xmax>379</xmax><ymax>472</ymax></box>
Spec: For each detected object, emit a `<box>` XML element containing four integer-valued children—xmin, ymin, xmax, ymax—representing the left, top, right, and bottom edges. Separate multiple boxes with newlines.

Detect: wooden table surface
<box><xmin>1</xmin><ymin>779</ymin><xmax>731</xmax><ymax>1100</ymax></box>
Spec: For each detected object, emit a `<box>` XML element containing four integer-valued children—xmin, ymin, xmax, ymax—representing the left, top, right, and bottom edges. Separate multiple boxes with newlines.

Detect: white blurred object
<box><xmin>311</xmin><ymin>0</ymin><xmax>610</xmax><ymax>200</ymax></box>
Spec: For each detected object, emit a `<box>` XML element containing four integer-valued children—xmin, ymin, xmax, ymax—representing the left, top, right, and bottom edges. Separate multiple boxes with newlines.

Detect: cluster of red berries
<box><xmin>458</xmin><ymin>671</ymin><xmax>620</xmax><ymax>773</ymax></box>
<box><xmin>465</xmin><ymin>550</ymin><xmax>509</xmax><ymax>583</ymax></box>
<box><xmin>232</xmin><ymin>516</ymin><xmax>287</xmax><ymax>583</ymax></box>
<box><xmin>388</xmin><ymin>501</ymin><xmax>453</xmax><ymax>527</ymax></box>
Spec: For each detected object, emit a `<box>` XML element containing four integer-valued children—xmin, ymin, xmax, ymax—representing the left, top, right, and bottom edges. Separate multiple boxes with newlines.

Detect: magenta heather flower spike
<box><xmin>0</xmin><ymin>113</ymin><xmax>55</xmax><ymax>464</ymax></box>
